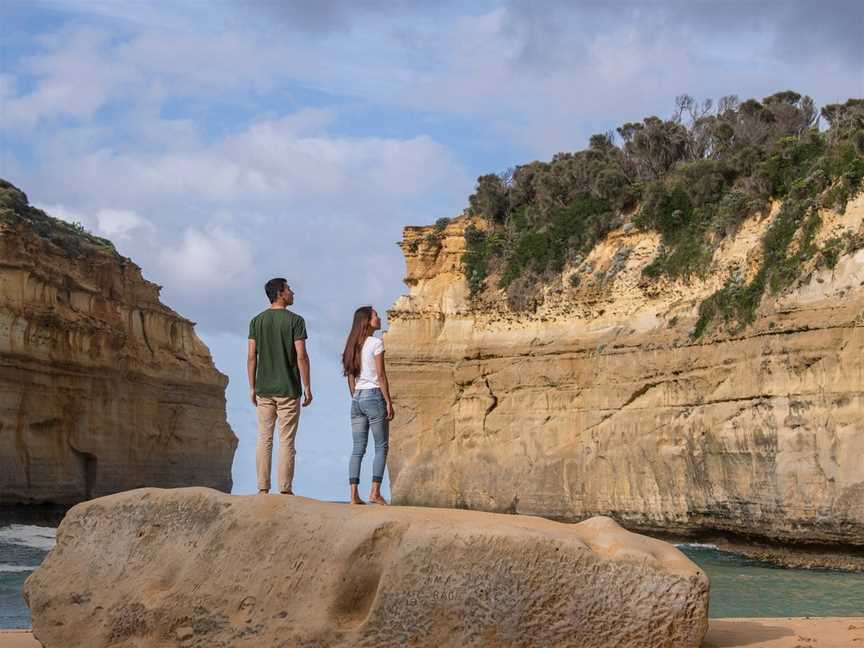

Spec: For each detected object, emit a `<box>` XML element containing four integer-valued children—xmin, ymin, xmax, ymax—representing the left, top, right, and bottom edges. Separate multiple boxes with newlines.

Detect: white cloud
<box><xmin>1</xmin><ymin>24</ymin><xmax>283</xmax><ymax>133</ymax></box>
<box><xmin>116</xmin><ymin>31</ymin><xmax>280</xmax><ymax>95</ymax></box>
<box><xmin>20</xmin><ymin>103</ymin><xmax>468</xmax><ymax>334</ymax></box>
<box><xmin>7</xmin><ymin>3</ymin><xmax>859</xmax><ymax>155</ymax></box>
<box><xmin>31</xmin><ymin>111</ymin><xmax>463</xmax><ymax>217</ymax></box>
<box><xmin>94</xmin><ymin>208</ymin><xmax>153</xmax><ymax>240</ymax></box>
<box><xmin>158</xmin><ymin>226</ymin><xmax>254</xmax><ymax>292</ymax></box>
<box><xmin>2</xmin><ymin>27</ymin><xmax>128</xmax><ymax>130</ymax></box>
<box><xmin>35</xmin><ymin>202</ymin><xmax>153</xmax><ymax>241</ymax></box>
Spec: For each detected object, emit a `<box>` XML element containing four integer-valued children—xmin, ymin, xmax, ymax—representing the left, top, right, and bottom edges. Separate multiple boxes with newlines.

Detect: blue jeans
<box><xmin>349</xmin><ymin>388</ymin><xmax>389</xmax><ymax>485</ymax></box>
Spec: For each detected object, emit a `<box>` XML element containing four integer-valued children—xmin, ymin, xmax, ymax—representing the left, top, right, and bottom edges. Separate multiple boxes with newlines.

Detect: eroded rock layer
<box><xmin>25</xmin><ymin>488</ymin><xmax>709</xmax><ymax>648</ymax></box>
<box><xmin>0</xmin><ymin>181</ymin><xmax>236</xmax><ymax>504</ymax></box>
<box><xmin>385</xmin><ymin>195</ymin><xmax>864</xmax><ymax>561</ymax></box>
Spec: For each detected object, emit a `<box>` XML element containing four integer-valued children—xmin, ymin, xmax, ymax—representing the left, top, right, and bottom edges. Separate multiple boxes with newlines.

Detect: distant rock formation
<box><xmin>0</xmin><ymin>180</ymin><xmax>236</xmax><ymax>505</ymax></box>
<box><xmin>25</xmin><ymin>488</ymin><xmax>709</xmax><ymax>648</ymax></box>
<box><xmin>385</xmin><ymin>194</ymin><xmax>864</xmax><ymax>567</ymax></box>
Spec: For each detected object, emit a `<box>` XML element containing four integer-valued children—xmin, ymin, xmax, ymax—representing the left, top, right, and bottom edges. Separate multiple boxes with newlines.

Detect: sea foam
<box><xmin>0</xmin><ymin>525</ymin><xmax>56</xmax><ymax>552</ymax></box>
<box><xmin>0</xmin><ymin>565</ymin><xmax>38</xmax><ymax>573</ymax></box>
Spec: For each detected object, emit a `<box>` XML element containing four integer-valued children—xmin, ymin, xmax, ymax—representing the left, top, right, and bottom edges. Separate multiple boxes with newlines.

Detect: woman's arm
<box><xmin>374</xmin><ymin>351</ymin><xmax>395</xmax><ymax>420</ymax></box>
<box><xmin>347</xmin><ymin>373</ymin><xmax>356</xmax><ymax>397</ymax></box>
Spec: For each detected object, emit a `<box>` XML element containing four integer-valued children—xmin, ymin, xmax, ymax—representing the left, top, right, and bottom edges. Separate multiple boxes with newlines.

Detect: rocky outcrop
<box><xmin>385</xmin><ymin>194</ymin><xmax>864</xmax><ymax>565</ymax></box>
<box><xmin>24</xmin><ymin>488</ymin><xmax>710</xmax><ymax>648</ymax></box>
<box><xmin>0</xmin><ymin>180</ymin><xmax>236</xmax><ymax>505</ymax></box>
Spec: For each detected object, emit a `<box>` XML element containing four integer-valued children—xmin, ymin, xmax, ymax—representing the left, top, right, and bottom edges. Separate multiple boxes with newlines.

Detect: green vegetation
<box><xmin>461</xmin><ymin>93</ymin><xmax>864</xmax><ymax>330</ymax></box>
<box><xmin>462</xmin><ymin>223</ymin><xmax>493</xmax><ymax>296</ymax></box>
<box><xmin>692</xmin><ymin>197</ymin><xmax>820</xmax><ymax>338</ymax></box>
<box><xmin>0</xmin><ymin>179</ymin><xmax>118</xmax><ymax>258</ymax></box>
<box><xmin>817</xmin><ymin>236</ymin><xmax>844</xmax><ymax>270</ymax></box>
<box><xmin>424</xmin><ymin>231</ymin><xmax>443</xmax><ymax>247</ymax></box>
<box><xmin>418</xmin><ymin>217</ymin><xmax>452</xmax><ymax>249</ymax></box>
<box><xmin>499</xmin><ymin>198</ymin><xmax>614</xmax><ymax>288</ymax></box>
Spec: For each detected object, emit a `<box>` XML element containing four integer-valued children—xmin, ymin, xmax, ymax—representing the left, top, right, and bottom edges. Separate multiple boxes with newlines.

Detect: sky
<box><xmin>1</xmin><ymin>0</ymin><xmax>862</xmax><ymax>501</ymax></box>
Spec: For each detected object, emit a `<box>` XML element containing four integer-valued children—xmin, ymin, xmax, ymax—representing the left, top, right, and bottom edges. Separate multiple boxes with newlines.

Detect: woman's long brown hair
<box><xmin>342</xmin><ymin>306</ymin><xmax>373</xmax><ymax>377</ymax></box>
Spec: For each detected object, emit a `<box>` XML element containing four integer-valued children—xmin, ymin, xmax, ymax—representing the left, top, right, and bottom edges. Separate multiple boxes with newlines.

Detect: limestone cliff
<box><xmin>385</xmin><ymin>194</ymin><xmax>864</xmax><ymax>565</ymax></box>
<box><xmin>0</xmin><ymin>180</ymin><xmax>236</xmax><ymax>505</ymax></box>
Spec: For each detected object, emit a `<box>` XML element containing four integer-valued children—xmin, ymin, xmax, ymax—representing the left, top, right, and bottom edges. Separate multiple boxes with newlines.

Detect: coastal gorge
<box><xmin>385</xmin><ymin>93</ymin><xmax>864</xmax><ymax>568</ymax></box>
<box><xmin>0</xmin><ymin>180</ymin><xmax>236</xmax><ymax>506</ymax></box>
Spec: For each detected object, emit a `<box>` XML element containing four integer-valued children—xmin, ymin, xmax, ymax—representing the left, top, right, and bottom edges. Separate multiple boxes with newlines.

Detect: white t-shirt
<box><xmin>355</xmin><ymin>336</ymin><xmax>385</xmax><ymax>390</ymax></box>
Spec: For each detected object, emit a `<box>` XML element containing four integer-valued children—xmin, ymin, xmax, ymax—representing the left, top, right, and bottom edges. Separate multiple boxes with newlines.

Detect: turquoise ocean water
<box><xmin>1</xmin><ymin>526</ymin><xmax>862</xmax><ymax>628</ymax></box>
<box><xmin>0</xmin><ymin>522</ymin><xmax>55</xmax><ymax>629</ymax></box>
<box><xmin>679</xmin><ymin>544</ymin><xmax>864</xmax><ymax>618</ymax></box>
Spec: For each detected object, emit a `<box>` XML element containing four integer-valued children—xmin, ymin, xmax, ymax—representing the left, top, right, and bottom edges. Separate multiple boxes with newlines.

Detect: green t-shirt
<box><xmin>248</xmin><ymin>309</ymin><xmax>308</xmax><ymax>398</ymax></box>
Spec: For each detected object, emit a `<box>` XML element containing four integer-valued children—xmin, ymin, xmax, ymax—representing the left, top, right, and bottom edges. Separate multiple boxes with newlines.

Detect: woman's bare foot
<box><xmin>349</xmin><ymin>484</ymin><xmax>366</xmax><ymax>505</ymax></box>
<box><xmin>257</xmin><ymin>489</ymin><xmax>268</xmax><ymax>495</ymax></box>
<box><xmin>368</xmin><ymin>483</ymin><xmax>388</xmax><ymax>505</ymax></box>
<box><xmin>280</xmin><ymin>490</ymin><xmax>293</xmax><ymax>495</ymax></box>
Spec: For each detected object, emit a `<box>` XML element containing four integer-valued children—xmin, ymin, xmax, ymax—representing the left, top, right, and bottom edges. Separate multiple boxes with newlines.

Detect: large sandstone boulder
<box><xmin>0</xmin><ymin>181</ymin><xmax>236</xmax><ymax>504</ymax></box>
<box><xmin>385</xmin><ymin>195</ymin><xmax>864</xmax><ymax>567</ymax></box>
<box><xmin>24</xmin><ymin>488</ymin><xmax>709</xmax><ymax>648</ymax></box>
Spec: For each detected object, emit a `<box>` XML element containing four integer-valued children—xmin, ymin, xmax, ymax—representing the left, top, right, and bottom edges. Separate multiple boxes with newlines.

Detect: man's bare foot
<box><xmin>351</xmin><ymin>497</ymin><xmax>367</xmax><ymax>505</ymax></box>
<box><xmin>369</xmin><ymin>495</ymin><xmax>389</xmax><ymax>505</ymax></box>
<box><xmin>257</xmin><ymin>489</ymin><xmax>268</xmax><ymax>495</ymax></box>
<box><xmin>280</xmin><ymin>490</ymin><xmax>293</xmax><ymax>495</ymax></box>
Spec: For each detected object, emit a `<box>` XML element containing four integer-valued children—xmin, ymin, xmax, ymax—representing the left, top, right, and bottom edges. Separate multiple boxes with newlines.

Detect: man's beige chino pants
<box><xmin>255</xmin><ymin>395</ymin><xmax>300</xmax><ymax>492</ymax></box>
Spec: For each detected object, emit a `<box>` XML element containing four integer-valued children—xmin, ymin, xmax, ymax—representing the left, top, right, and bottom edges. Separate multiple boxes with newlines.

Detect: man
<box><xmin>247</xmin><ymin>278</ymin><xmax>312</xmax><ymax>495</ymax></box>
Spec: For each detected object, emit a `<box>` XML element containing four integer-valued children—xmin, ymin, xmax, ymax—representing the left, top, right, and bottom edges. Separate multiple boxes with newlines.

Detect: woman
<box><xmin>342</xmin><ymin>306</ymin><xmax>395</xmax><ymax>505</ymax></box>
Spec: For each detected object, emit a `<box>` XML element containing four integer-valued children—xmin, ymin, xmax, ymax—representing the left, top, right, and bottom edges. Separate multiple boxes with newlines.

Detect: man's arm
<box><xmin>247</xmin><ymin>339</ymin><xmax>257</xmax><ymax>406</ymax></box>
<box><xmin>295</xmin><ymin>338</ymin><xmax>313</xmax><ymax>406</ymax></box>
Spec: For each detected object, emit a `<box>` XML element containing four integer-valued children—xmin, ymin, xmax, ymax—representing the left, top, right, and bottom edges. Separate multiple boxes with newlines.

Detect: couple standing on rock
<box><xmin>247</xmin><ymin>277</ymin><xmax>394</xmax><ymax>505</ymax></box>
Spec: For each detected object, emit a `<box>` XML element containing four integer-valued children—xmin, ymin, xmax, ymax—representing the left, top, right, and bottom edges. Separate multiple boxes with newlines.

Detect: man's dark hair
<box><xmin>265</xmin><ymin>278</ymin><xmax>288</xmax><ymax>303</ymax></box>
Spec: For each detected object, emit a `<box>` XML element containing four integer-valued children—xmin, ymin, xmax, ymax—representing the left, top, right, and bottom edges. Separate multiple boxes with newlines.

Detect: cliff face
<box><xmin>385</xmin><ymin>194</ymin><xmax>864</xmax><ymax>557</ymax></box>
<box><xmin>0</xmin><ymin>181</ymin><xmax>236</xmax><ymax>505</ymax></box>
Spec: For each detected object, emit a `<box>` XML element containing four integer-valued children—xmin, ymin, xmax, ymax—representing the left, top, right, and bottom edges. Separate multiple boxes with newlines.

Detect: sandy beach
<box><xmin>2</xmin><ymin>618</ymin><xmax>863</xmax><ymax>647</ymax></box>
<box><xmin>0</xmin><ymin>631</ymin><xmax>37</xmax><ymax>648</ymax></box>
<box><xmin>702</xmin><ymin>617</ymin><xmax>864</xmax><ymax>647</ymax></box>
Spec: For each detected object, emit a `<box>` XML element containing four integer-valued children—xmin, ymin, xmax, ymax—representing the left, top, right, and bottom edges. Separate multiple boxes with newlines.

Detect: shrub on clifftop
<box><xmin>461</xmin><ymin>91</ymin><xmax>864</xmax><ymax>331</ymax></box>
<box><xmin>0</xmin><ymin>179</ymin><xmax>118</xmax><ymax>258</ymax></box>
